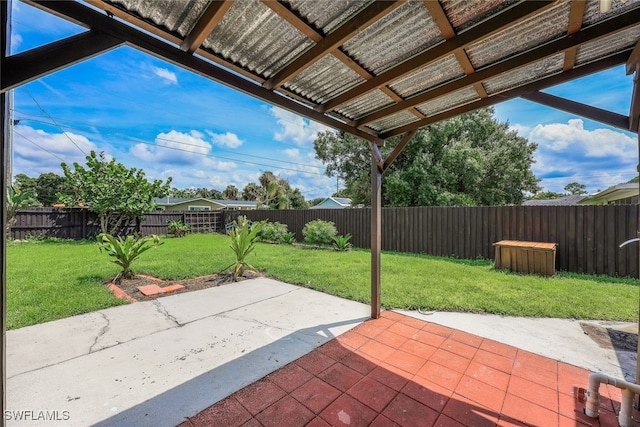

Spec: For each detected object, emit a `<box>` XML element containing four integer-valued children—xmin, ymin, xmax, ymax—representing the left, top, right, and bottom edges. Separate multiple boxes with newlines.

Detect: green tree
<box><xmin>314</xmin><ymin>108</ymin><xmax>538</xmax><ymax>206</ymax></box>
<box><xmin>59</xmin><ymin>151</ymin><xmax>172</xmax><ymax>234</ymax></box>
<box><xmin>241</xmin><ymin>182</ymin><xmax>265</xmax><ymax>201</ymax></box>
<box><xmin>564</xmin><ymin>182</ymin><xmax>587</xmax><ymax>195</ymax></box>
<box><xmin>308</xmin><ymin>197</ymin><xmax>325</xmax><ymax>207</ymax></box>
<box><xmin>35</xmin><ymin>172</ymin><xmax>69</xmax><ymax>206</ymax></box>
<box><xmin>6</xmin><ymin>185</ymin><xmax>39</xmax><ymax>237</ymax></box>
<box><xmin>13</xmin><ymin>174</ymin><xmax>37</xmax><ymax>194</ymax></box>
<box><xmin>289</xmin><ymin>188</ymin><xmax>309</xmax><ymax>209</ymax></box>
<box><xmin>223</xmin><ymin>185</ymin><xmax>239</xmax><ymax>200</ymax></box>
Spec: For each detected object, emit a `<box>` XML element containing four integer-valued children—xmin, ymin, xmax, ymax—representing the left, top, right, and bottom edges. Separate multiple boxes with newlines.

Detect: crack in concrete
<box><xmin>153</xmin><ymin>299</ymin><xmax>181</xmax><ymax>327</ymax></box>
<box><xmin>176</xmin><ymin>287</ymin><xmax>302</xmax><ymax>327</ymax></box>
<box><xmin>89</xmin><ymin>312</ymin><xmax>110</xmax><ymax>353</ymax></box>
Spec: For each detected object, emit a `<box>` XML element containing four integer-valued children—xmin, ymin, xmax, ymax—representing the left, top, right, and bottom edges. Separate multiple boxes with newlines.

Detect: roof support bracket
<box><xmin>382</xmin><ymin>129</ymin><xmax>417</xmax><ymax>173</ymax></box>
<box><xmin>0</xmin><ymin>29</ymin><xmax>123</xmax><ymax>93</ymax></box>
<box><xmin>628</xmin><ymin>41</ymin><xmax>640</xmax><ymax>132</ymax></box>
<box><xmin>520</xmin><ymin>91</ymin><xmax>630</xmax><ymax>131</ymax></box>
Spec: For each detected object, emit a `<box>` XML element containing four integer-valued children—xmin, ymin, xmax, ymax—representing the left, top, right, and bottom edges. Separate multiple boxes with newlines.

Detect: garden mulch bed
<box><xmin>106</xmin><ymin>271</ymin><xmax>262</xmax><ymax>302</ymax></box>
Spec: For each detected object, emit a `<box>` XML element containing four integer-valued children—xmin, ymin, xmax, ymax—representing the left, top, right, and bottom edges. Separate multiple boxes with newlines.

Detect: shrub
<box><xmin>279</xmin><ymin>232</ymin><xmax>296</xmax><ymax>245</ymax></box>
<box><xmin>225</xmin><ymin>216</ymin><xmax>264</xmax><ymax>281</ymax></box>
<box><xmin>97</xmin><ymin>233</ymin><xmax>163</xmax><ymax>283</ymax></box>
<box><xmin>259</xmin><ymin>221</ymin><xmax>288</xmax><ymax>243</ymax></box>
<box><xmin>302</xmin><ymin>220</ymin><xmax>337</xmax><ymax>246</ymax></box>
<box><xmin>167</xmin><ymin>219</ymin><xmax>190</xmax><ymax>237</ymax></box>
<box><xmin>332</xmin><ymin>234</ymin><xmax>353</xmax><ymax>251</ymax></box>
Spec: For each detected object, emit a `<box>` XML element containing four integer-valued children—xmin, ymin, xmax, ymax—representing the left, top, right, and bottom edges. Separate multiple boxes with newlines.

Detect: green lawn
<box><xmin>7</xmin><ymin>233</ymin><xmax>639</xmax><ymax>329</ymax></box>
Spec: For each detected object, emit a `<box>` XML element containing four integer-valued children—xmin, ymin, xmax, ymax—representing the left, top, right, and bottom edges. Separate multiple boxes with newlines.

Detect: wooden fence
<box><xmin>11</xmin><ymin>205</ymin><xmax>640</xmax><ymax>278</ymax></box>
<box><xmin>10</xmin><ymin>208</ymin><xmax>223</xmax><ymax>239</ymax></box>
<box><xmin>226</xmin><ymin>205</ymin><xmax>640</xmax><ymax>278</ymax></box>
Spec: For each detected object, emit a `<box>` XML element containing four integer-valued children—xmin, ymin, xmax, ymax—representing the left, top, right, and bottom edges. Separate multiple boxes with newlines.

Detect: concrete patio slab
<box><xmin>6</xmin><ymin>278</ymin><xmax>370</xmax><ymax>427</ymax></box>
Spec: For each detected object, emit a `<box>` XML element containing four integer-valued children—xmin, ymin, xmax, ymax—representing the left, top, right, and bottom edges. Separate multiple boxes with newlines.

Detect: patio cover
<box><xmin>2</xmin><ymin>0</ymin><xmax>640</xmax><ymax>417</ymax></box>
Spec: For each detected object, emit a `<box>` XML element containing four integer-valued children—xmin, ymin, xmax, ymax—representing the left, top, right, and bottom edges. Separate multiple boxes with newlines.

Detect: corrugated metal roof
<box><xmin>466</xmin><ymin>1</ymin><xmax>570</xmax><ymax>69</ymax></box>
<box><xmin>337</xmin><ymin>89</ymin><xmax>395</xmax><ymax>121</ymax></box>
<box><xmin>416</xmin><ymin>87</ymin><xmax>479</xmax><ymax>117</ymax></box>
<box><xmin>284</xmin><ymin>0</ymin><xmax>372</xmax><ymax>34</ymax></box>
<box><xmin>389</xmin><ymin>54</ymin><xmax>465</xmax><ymax>98</ymax></box>
<box><xmin>366</xmin><ymin>110</ymin><xmax>419</xmax><ymax>133</ymax></box>
<box><xmin>441</xmin><ymin>0</ymin><xmax>516</xmax><ymax>32</ymax></box>
<box><xmin>284</xmin><ymin>54</ymin><xmax>365</xmax><ymax>104</ymax></box>
<box><xmin>109</xmin><ymin>0</ymin><xmax>209</xmax><ymax>36</ymax></box>
<box><xmin>202</xmin><ymin>0</ymin><xmax>313</xmax><ymax>78</ymax></box>
<box><xmin>483</xmin><ymin>54</ymin><xmax>565</xmax><ymax>96</ymax></box>
<box><xmin>49</xmin><ymin>0</ymin><xmax>640</xmax><ymax>139</ymax></box>
<box><xmin>575</xmin><ymin>24</ymin><xmax>640</xmax><ymax>66</ymax></box>
<box><xmin>342</xmin><ymin>0</ymin><xmax>442</xmax><ymax>74</ymax></box>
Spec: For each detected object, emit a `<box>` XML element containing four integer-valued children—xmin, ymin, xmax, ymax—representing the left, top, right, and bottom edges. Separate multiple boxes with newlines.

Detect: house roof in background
<box><xmin>154</xmin><ymin>197</ymin><xmax>256</xmax><ymax>207</ymax></box>
<box><xmin>522</xmin><ymin>195</ymin><xmax>587</xmax><ymax>206</ymax></box>
<box><xmin>310</xmin><ymin>196</ymin><xmax>353</xmax><ymax>209</ymax></box>
<box><xmin>579</xmin><ymin>182</ymin><xmax>639</xmax><ymax>204</ymax></box>
<box><xmin>16</xmin><ymin>0</ymin><xmax>640</xmax><ymax>142</ymax></box>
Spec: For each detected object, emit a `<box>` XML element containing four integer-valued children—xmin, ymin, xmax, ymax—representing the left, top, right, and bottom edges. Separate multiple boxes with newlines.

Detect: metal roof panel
<box><xmin>441</xmin><ymin>0</ymin><xmax>516</xmax><ymax>31</ymax></box>
<box><xmin>483</xmin><ymin>54</ymin><xmax>565</xmax><ymax>95</ymax></box>
<box><xmin>389</xmin><ymin>54</ymin><xmax>465</xmax><ymax>98</ymax></box>
<box><xmin>575</xmin><ymin>24</ymin><xmax>640</xmax><ymax>66</ymax></box>
<box><xmin>202</xmin><ymin>0</ymin><xmax>313</xmax><ymax>78</ymax></box>
<box><xmin>582</xmin><ymin>0</ymin><xmax>640</xmax><ymax>26</ymax></box>
<box><xmin>366</xmin><ymin>110</ymin><xmax>419</xmax><ymax>133</ymax></box>
<box><xmin>337</xmin><ymin>89</ymin><xmax>395</xmax><ymax>120</ymax></box>
<box><xmin>109</xmin><ymin>0</ymin><xmax>209</xmax><ymax>36</ymax></box>
<box><xmin>416</xmin><ymin>87</ymin><xmax>479</xmax><ymax>117</ymax></box>
<box><xmin>284</xmin><ymin>0</ymin><xmax>373</xmax><ymax>34</ymax></box>
<box><xmin>466</xmin><ymin>1</ymin><xmax>570</xmax><ymax>69</ymax></box>
<box><xmin>342</xmin><ymin>0</ymin><xmax>442</xmax><ymax>74</ymax></box>
<box><xmin>284</xmin><ymin>54</ymin><xmax>366</xmax><ymax>103</ymax></box>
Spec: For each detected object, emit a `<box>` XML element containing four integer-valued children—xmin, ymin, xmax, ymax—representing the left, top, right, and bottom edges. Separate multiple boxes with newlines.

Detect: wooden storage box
<box><xmin>493</xmin><ymin>240</ymin><xmax>557</xmax><ymax>276</ymax></box>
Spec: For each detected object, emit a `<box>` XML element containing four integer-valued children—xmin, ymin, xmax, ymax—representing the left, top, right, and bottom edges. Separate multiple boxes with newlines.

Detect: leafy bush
<box><xmin>259</xmin><ymin>221</ymin><xmax>288</xmax><ymax>243</ymax></box>
<box><xmin>279</xmin><ymin>232</ymin><xmax>296</xmax><ymax>245</ymax></box>
<box><xmin>302</xmin><ymin>220</ymin><xmax>338</xmax><ymax>246</ymax></box>
<box><xmin>225</xmin><ymin>216</ymin><xmax>264</xmax><ymax>281</ymax></box>
<box><xmin>332</xmin><ymin>234</ymin><xmax>353</xmax><ymax>251</ymax></box>
<box><xmin>97</xmin><ymin>233</ymin><xmax>163</xmax><ymax>283</ymax></box>
<box><xmin>167</xmin><ymin>219</ymin><xmax>190</xmax><ymax>237</ymax></box>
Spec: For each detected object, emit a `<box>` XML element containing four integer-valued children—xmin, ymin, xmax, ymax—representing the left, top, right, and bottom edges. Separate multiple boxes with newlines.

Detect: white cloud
<box><xmin>130</xmin><ymin>130</ymin><xmax>211</xmax><ymax>165</ymax></box>
<box><xmin>207</xmin><ymin>131</ymin><xmax>243</xmax><ymax>148</ymax></box>
<box><xmin>152</xmin><ymin>66</ymin><xmax>178</xmax><ymax>85</ymax></box>
<box><xmin>12</xmin><ymin>125</ymin><xmax>98</xmax><ymax>178</ymax></box>
<box><xmin>10</xmin><ymin>33</ymin><xmax>22</xmax><ymax>51</ymax></box>
<box><xmin>509</xmin><ymin>123</ymin><xmax>531</xmax><ymax>137</ymax></box>
<box><xmin>270</xmin><ymin>107</ymin><xmax>332</xmax><ymax>147</ymax></box>
<box><xmin>527</xmin><ymin>119</ymin><xmax>637</xmax><ymax>193</ymax></box>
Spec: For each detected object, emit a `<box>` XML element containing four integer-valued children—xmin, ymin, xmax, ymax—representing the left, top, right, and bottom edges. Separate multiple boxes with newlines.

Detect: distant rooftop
<box><xmin>522</xmin><ymin>195</ymin><xmax>587</xmax><ymax>206</ymax></box>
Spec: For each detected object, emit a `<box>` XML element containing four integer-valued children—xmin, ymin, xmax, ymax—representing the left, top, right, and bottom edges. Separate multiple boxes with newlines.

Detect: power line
<box><xmin>13</xmin><ymin>129</ymin><xmax>67</xmax><ymax>162</ymax></box>
<box><xmin>13</xmin><ymin>117</ymin><xmax>327</xmax><ymax>177</ymax></box>
<box><xmin>23</xmin><ymin>88</ymin><xmax>88</xmax><ymax>156</ymax></box>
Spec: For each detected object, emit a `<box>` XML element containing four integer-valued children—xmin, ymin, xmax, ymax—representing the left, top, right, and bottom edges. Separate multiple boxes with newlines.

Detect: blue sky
<box><xmin>9</xmin><ymin>1</ymin><xmax>639</xmax><ymax>199</ymax></box>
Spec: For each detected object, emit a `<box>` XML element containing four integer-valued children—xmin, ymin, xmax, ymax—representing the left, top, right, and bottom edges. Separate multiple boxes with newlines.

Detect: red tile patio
<box><xmin>179</xmin><ymin>311</ymin><xmax>632</xmax><ymax>427</ymax></box>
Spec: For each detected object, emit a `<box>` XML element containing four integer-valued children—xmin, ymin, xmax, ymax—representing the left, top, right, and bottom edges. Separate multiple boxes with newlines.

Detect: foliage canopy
<box><xmin>314</xmin><ymin>108</ymin><xmax>538</xmax><ymax>206</ymax></box>
<box><xmin>59</xmin><ymin>151</ymin><xmax>172</xmax><ymax>234</ymax></box>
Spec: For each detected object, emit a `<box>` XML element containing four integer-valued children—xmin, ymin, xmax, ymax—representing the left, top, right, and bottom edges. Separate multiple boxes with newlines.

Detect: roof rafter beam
<box><xmin>382</xmin><ymin>129</ymin><xmax>416</xmax><ymax>173</ymax></box>
<box><xmin>563</xmin><ymin>0</ymin><xmax>587</xmax><ymax>71</ymax></box>
<box><xmin>261</xmin><ymin>0</ymin><xmax>425</xmax><ymax>120</ymax></box>
<box><xmin>263</xmin><ymin>0</ymin><xmax>403</xmax><ymax>90</ymax></box>
<box><xmin>318</xmin><ymin>0</ymin><xmax>555</xmax><ymax>113</ymax></box>
<box><xmin>379</xmin><ymin>49</ymin><xmax>631</xmax><ymax>139</ymax></box>
<box><xmin>520</xmin><ymin>91</ymin><xmax>629</xmax><ymax>131</ymax></box>
<box><xmin>422</xmin><ymin>0</ymin><xmax>487</xmax><ymax>99</ymax></box>
<box><xmin>25</xmin><ymin>0</ymin><xmax>382</xmax><ymax>144</ymax></box>
<box><xmin>179</xmin><ymin>0</ymin><xmax>233</xmax><ymax>54</ymax></box>
<box><xmin>357</xmin><ymin>8</ymin><xmax>640</xmax><ymax>127</ymax></box>
<box><xmin>0</xmin><ymin>29</ymin><xmax>122</xmax><ymax>92</ymax></box>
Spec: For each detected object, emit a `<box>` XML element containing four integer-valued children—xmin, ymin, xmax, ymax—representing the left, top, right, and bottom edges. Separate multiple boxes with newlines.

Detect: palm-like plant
<box><xmin>225</xmin><ymin>217</ymin><xmax>264</xmax><ymax>281</ymax></box>
<box><xmin>97</xmin><ymin>233</ymin><xmax>163</xmax><ymax>283</ymax></box>
<box><xmin>6</xmin><ymin>185</ymin><xmax>39</xmax><ymax>238</ymax></box>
